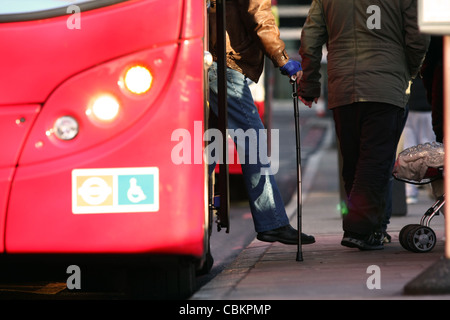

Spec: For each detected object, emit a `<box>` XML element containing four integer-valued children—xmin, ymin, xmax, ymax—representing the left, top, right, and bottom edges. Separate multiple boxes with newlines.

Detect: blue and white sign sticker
<box><xmin>72</xmin><ymin>167</ymin><xmax>159</xmax><ymax>214</ymax></box>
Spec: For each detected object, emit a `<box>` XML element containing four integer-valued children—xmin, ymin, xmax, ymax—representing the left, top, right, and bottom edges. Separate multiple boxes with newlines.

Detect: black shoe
<box><xmin>257</xmin><ymin>225</ymin><xmax>315</xmax><ymax>245</ymax></box>
<box><xmin>341</xmin><ymin>231</ymin><xmax>384</xmax><ymax>250</ymax></box>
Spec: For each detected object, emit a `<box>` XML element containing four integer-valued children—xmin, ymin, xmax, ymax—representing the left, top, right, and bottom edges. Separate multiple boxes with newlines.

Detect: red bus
<box><xmin>0</xmin><ymin>0</ymin><xmax>212</xmax><ymax>298</ymax></box>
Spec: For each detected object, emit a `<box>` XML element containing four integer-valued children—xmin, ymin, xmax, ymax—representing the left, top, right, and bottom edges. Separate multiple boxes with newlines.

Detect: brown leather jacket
<box><xmin>209</xmin><ymin>0</ymin><xmax>289</xmax><ymax>83</ymax></box>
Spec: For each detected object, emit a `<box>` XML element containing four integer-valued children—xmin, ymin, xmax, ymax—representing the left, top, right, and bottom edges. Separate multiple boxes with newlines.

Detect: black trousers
<box><xmin>333</xmin><ymin>102</ymin><xmax>406</xmax><ymax>235</ymax></box>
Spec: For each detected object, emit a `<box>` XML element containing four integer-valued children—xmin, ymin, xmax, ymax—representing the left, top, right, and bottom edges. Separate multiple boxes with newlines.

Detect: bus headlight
<box><xmin>53</xmin><ymin>116</ymin><xmax>79</xmax><ymax>140</ymax></box>
<box><xmin>87</xmin><ymin>94</ymin><xmax>121</xmax><ymax>122</ymax></box>
<box><xmin>123</xmin><ymin>65</ymin><xmax>153</xmax><ymax>95</ymax></box>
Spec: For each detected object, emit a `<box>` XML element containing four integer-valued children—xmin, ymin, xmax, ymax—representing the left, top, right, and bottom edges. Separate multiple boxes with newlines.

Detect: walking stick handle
<box><xmin>290</xmin><ymin>75</ymin><xmax>297</xmax><ymax>84</ymax></box>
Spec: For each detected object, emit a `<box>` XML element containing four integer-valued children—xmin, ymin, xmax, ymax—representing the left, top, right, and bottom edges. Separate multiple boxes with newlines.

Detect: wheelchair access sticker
<box><xmin>72</xmin><ymin>167</ymin><xmax>159</xmax><ymax>214</ymax></box>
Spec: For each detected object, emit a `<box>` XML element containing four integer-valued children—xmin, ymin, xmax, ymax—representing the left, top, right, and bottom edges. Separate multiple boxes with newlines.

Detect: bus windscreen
<box><xmin>0</xmin><ymin>0</ymin><xmax>128</xmax><ymax>21</ymax></box>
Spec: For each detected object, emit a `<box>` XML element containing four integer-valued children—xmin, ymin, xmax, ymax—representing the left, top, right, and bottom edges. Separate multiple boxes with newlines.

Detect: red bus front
<box><xmin>0</xmin><ymin>0</ymin><xmax>209</xmax><ymax>290</ymax></box>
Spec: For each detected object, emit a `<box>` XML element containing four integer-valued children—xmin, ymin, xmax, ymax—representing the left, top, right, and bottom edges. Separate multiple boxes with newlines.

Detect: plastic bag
<box><xmin>392</xmin><ymin>142</ymin><xmax>444</xmax><ymax>183</ymax></box>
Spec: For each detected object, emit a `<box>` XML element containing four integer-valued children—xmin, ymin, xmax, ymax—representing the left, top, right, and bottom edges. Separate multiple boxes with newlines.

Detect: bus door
<box><xmin>208</xmin><ymin>0</ymin><xmax>230</xmax><ymax>233</ymax></box>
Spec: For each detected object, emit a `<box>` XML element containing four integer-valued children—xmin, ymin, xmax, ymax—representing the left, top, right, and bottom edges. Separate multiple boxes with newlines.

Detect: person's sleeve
<box><xmin>298</xmin><ymin>0</ymin><xmax>328</xmax><ymax>99</ymax></box>
<box><xmin>403</xmin><ymin>0</ymin><xmax>430</xmax><ymax>79</ymax></box>
<box><xmin>238</xmin><ymin>0</ymin><xmax>289</xmax><ymax>67</ymax></box>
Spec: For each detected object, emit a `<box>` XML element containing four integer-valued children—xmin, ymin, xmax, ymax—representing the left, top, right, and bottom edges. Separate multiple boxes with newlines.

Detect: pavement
<box><xmin>191</xmin><ymin>105</ymin><xmax>450</xmax><ymax>301</ymax></box>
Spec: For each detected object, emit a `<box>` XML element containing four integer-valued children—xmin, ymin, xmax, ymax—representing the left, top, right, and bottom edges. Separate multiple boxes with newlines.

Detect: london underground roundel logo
<box><xmin>72</xmin><ymin>167</ymin><xmax>159</xmax><ymax>214</ymax></box>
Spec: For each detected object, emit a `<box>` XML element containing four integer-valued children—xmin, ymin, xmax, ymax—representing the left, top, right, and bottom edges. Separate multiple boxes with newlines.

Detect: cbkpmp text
<box><xmin>179</xmin><ymin>304</ymin><xmax>271</xmax><ymax>317</ymax></box>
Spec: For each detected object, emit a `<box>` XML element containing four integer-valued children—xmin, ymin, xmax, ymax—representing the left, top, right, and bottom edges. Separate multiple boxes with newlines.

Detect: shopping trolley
<box><xmin>392</xmin><ymin>142</ymin><xmax>445</xmax><ymax>253</ymax></box>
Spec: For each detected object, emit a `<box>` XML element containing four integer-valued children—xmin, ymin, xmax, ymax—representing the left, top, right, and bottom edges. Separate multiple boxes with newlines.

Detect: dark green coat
<box><xmin>299</xmin><ymin>0</ymin><xmax>430</xmax><ymax>109</ymax></box>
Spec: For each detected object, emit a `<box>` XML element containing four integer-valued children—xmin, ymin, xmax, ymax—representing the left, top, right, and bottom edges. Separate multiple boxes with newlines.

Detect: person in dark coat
<box><xmin>298</xmin><ymin>0</ymin><xmax>430</xmax><ymax>250</ymax></box>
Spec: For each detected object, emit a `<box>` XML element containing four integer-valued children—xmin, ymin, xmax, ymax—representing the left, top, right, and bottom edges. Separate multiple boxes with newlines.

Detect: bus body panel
<box><xmin>0</xmin><ymin>168</ymin><xmax>13</xmax><ymax>252</ymax></box>
<box><xmin>0</xmin><ymin>105</ymin><xmax>40</xmax><ymax>252</ymax></box>
<box><xmin>0</xmin><ymin>0</ymin><xmax>183</xmax><ymax>105</ymax></box>
<box><xmin>1</xmin><ymin>0</ymin><xmax>208</xmax><ymax>259</ymax></box>
<box><xmin>0</xmin><ymin>105</ymin><xmax>40</xmax><ymax>167</ymax></box>
<box><xmin>18</xmin><ymin>44</ymin><xmax>179</xmax><ymax>166</ymax></box>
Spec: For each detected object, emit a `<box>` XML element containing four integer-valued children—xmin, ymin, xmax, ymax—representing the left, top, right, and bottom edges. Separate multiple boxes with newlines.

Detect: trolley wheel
<box><xmin>406</xmin><ymin>225</ymin><xmax>436</xmax><ymax>253</ymax></box>
<box><xmin>399</xmin><ymin>224</ymin><xmax>420</xmax><ymax>251</ymax></box>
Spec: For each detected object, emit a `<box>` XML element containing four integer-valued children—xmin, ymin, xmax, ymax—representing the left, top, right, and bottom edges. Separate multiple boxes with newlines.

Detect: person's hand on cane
<box><xmin>280</xmin><ymin>60</ymin><xmax>318</xmax><ymax>108</ymax></box>
<box><xmin>280</xmin><ymin>60</ymin><xmax>303</xmax><ymax>83</ymax></box>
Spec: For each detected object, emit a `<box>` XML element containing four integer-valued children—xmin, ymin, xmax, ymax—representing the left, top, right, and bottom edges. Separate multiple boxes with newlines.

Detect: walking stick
<box><xmin>216</xmin><ymin>0</ymin><xmax>230</xmax><ymax>233</ymax></box>
<box><xmin>291</xmin><ymin>76</ymin><xmax>303</xmax><ymax>262</ymax></box>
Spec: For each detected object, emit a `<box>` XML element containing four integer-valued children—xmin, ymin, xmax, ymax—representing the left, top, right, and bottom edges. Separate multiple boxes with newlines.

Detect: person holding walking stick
<box><xmin>208</xmin><ymin>0</ymin><xmax>315</xmax><ymax>246</ymax></box>
<box><xmin>297</xmin><ymin>0</ymin><xmax>429</xmax><ymax>250</ymax></box>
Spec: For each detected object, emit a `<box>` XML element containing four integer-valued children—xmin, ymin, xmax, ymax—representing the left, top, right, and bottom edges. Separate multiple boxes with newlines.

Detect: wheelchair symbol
<box><xmin>127</xmin><ymin>178</ymin><xmax>147</xmax><ymax>203</ymax></box>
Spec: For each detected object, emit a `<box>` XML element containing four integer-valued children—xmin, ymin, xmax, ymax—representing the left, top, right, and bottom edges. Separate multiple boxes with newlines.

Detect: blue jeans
<box><xmin>208</xmin><ymin>62</ymin><xmax>289</xmax><ymax>232</ymax></box>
